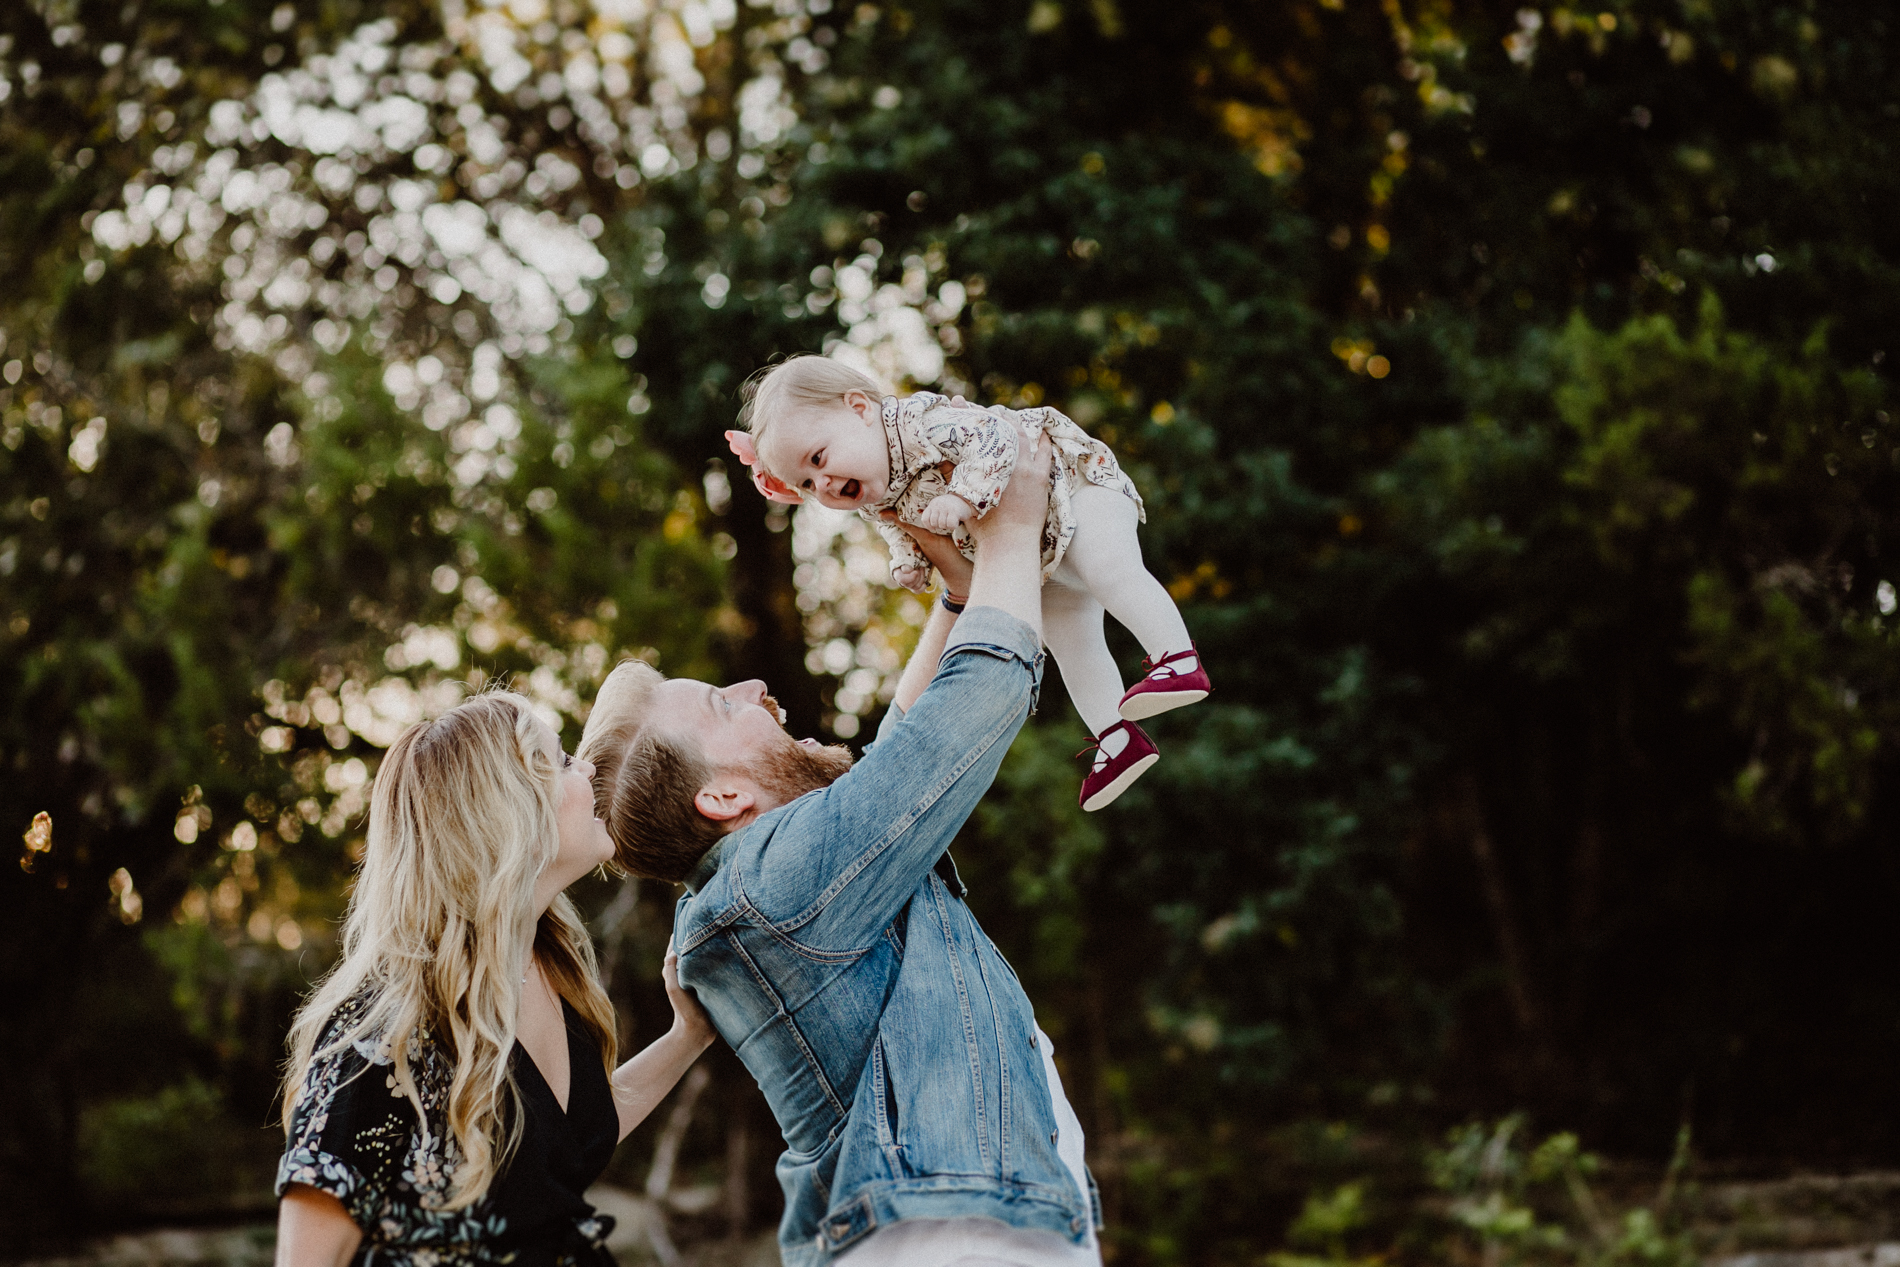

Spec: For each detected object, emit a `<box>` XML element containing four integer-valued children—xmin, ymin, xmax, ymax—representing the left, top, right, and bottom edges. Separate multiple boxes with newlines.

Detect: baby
<box><xmin>723</xmin><ymin>355</ymin><xmax>1210</xmax><ymax>811</ymax></box>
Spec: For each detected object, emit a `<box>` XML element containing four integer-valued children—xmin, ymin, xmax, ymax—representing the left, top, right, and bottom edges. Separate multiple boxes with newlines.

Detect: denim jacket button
<box><xmin>1050</xmin><ymin>1128</ymin><xmax>1059</xmax><ymax>1145</ymax></box>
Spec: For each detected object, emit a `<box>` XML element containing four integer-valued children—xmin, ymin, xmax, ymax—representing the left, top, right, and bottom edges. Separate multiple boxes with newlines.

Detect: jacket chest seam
<box><xmin>735</xmin><ymin>878</ymin><xmax>868</xmax><ymax>963</ymax></box>
<box><xmin>773</xmin><ymin>703</ymin><xmax>1022</xmax><ymax>936</ymax></box>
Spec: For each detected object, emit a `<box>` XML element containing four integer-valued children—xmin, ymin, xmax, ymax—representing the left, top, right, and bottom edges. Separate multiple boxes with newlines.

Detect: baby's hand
<box><xmin>892</xmin><ymin>564</ymin><xmax>931</xmax><ymax>592</ymax></box>
<box><xmin>917</xmin><ymin>494</ymin><xmax>974</xmax><ymax>535</ymax></box>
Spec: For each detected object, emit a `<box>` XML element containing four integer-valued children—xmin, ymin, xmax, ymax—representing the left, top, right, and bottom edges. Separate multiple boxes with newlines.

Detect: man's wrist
<box><xmin>968</xmin><ymin>523</ymin><xmax>1041</xmax><ymax>556</ymax></box>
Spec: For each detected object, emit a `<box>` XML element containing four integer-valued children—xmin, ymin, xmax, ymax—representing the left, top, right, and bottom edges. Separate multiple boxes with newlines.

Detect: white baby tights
<box><xmin>1042</xmin><ymin>483</ymin><xmax>1195</xmax><ymax>741</ymax></box>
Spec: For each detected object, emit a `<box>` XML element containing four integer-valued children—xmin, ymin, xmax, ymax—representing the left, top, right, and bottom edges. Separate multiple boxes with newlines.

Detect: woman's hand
<box><xmin>663</xmin><ymin>939</ymin><xmax>716</xmax><ymax>1050</ymax></box>
<box><xmin>612</xmin><ymin>937</ymin><xmax>716</xmax><ymax>1141</ymax></box>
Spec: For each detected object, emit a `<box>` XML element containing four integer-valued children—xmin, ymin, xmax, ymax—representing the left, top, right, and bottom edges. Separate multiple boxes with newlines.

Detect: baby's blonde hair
<box><xmin>737</xmin><ymin>354</ymin><xmax>883</xmax><ymax>454</ymax></box>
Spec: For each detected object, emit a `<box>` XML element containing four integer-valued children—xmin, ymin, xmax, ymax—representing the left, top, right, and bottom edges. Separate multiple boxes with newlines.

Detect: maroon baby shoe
<box><xmin>1078</xmin><ymin>720</ymin><xmax>1159</xmax><ymax>812</ymax></box>
<box><xmin>1117</xmin><ymin>644</ymin><xmax>1210</xmax><ymax>721</ymax></box>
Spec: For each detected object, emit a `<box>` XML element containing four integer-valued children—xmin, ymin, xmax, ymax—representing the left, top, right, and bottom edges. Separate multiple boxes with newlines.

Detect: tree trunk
<box><xmin>1459</xmin><ymin>771</ymin><xmax>1544</xmax><ymax>1038</ymax></box>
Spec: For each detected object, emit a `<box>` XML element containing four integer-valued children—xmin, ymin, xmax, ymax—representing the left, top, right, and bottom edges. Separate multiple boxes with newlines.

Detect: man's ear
<box><xmin>693</xmin><ymin>778</ymin><xmax>757</xmax><ymax>824</ymax></box>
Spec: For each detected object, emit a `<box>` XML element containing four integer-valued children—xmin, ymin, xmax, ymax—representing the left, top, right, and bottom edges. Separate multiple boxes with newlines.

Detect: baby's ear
<box><xmin>725</xmin><ymin>430</ymin><xmax>759</xmax><ymax>465</ymax></box>
<box><xmin>755</xmin><ymin>471</ymin><xmax>804</xmax><ymax>505</ymax></box>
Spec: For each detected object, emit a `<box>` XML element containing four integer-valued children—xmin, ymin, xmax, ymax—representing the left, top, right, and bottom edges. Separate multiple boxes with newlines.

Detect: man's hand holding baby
<box><xmin>917</xmin><ymin>493</ymin><xmax>975</xmax><ymax>535</ymax></box>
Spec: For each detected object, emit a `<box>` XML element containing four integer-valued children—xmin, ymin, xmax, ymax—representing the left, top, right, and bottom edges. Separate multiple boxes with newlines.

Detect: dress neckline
<box><xmin>516</xmin><ymin>996</ymin><xmax>579</xmax><ymax>1118</ymax></box>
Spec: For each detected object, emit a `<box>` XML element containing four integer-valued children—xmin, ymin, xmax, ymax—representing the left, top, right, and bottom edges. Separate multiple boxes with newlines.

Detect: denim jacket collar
<box><xmin>683</xmin><ymin>838</ymin><xmax>729</xmax><ymax>894</ymax></box>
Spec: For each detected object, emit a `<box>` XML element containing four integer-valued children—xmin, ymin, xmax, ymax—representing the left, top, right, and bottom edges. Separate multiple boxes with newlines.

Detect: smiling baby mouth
<box><xmin>840</xmin><ymin>478</ymin><xmax>862</xmax><ymax>501</ymax></box>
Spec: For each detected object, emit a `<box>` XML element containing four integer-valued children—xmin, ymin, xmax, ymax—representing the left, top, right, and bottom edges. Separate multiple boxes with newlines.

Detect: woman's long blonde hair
<box><xmin>281</xmin><ymin>691</ymin><xmax>616</xmax><ymax>1209</ymax></box>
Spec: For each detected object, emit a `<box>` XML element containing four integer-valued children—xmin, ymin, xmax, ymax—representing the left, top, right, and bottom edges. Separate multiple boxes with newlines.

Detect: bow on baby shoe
<box><xmin>725</xmin><ymin>430</ymin><xmax>803</xmax><ymax>504</ymax></box>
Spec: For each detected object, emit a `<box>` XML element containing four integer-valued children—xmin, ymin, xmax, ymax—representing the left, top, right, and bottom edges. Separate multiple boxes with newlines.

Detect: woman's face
<box><xmin>533</xmin><ymin>719</ymin><xmax>615</xmax><ymax>909</ymax></box>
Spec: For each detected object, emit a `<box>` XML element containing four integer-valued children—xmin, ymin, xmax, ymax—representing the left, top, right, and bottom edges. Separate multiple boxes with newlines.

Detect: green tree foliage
<box><xmin>3</xmin><ymin>0</ymin><xmax>1898</xmax><ymax>1259</ymax></box>
<box><xmin>0</xmin><ymin>0</ymin><xmax>727</xmax><ymax>1241</ymax></box>
<box><xmin>661</xmin><ymin>0</ymin><xmax>1898</xmax><ymax>1254</ymax></box>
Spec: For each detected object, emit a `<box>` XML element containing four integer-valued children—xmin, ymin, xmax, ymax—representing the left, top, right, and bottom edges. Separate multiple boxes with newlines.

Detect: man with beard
<box><xmin>578</xmin><ymin>427</ymin><xmax>1102</xmax><ymax>1267</ymax></box>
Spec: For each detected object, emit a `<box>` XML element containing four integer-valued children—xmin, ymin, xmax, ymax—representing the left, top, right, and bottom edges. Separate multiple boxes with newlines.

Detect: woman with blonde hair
<box><xmin>273</xmin><ymin>691</ymin><xmax>715</xmax><ymax>1266</ymax></box>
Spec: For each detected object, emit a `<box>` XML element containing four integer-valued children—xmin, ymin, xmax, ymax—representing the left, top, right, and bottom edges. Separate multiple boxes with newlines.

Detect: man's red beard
<box><xmin>753</xmin><ymin>694</ymin><xmax>856</xmax><ymax>802</ymax></box>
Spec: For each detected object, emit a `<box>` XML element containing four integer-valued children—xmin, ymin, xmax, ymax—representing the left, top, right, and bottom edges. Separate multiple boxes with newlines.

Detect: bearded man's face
<box><xmin>644</xmin><ymin>677</ymin><xmax>857</xmax><ymax>814</ymax></box>
<box><xmin>744</xmin><ymin>699</ymin><xmax>858</xmax><ymax>797</ymax></box>
<box><xmin>749</xmin><ymin>692</ymin><xmax>856</xmax><ymax>801</ymax></box>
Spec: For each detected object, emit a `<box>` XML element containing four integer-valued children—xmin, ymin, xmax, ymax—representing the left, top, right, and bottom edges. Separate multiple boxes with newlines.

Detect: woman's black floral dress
<box><xmin>276</xmin><ymin>990</ymin><xmax>620</xmax><ymax>1266</ymax></box>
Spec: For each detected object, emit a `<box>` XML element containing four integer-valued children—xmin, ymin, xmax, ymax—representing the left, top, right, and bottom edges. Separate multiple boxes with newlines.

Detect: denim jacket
<box><xmin>672</xmin><ymin>607</ymin><xmax>1099</xmax><ymax>1266</ymax></box>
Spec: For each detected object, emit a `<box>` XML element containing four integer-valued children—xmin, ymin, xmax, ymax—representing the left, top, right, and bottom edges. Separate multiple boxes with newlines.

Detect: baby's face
<box><xmin>758</xmin><ymin>392</ymin><xmax>890</xmax><ymax>510</ymax></box>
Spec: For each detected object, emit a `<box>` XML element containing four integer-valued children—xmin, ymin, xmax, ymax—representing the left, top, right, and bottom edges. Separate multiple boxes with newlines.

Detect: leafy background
<box><xmin>2</xmin><ymin>0</ymin><xmax>1897</xmax><ymax>1259</ymax></box>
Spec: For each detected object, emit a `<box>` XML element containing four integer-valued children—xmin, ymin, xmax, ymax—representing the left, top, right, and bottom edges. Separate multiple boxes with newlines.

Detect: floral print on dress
<box><xmin>276</xmin><ymin>990</ymin><xmax>614</xmax><ymax>1267</ymax></box>
<box><xmin>861</xmin><ymin>392</ymin><xmax>1144</xmax><ymax>583</ymax></box>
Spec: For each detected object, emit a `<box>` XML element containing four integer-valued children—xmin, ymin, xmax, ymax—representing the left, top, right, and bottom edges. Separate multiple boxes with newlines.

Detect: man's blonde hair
<box><xmin>736</xmin><ymin>354</ymin><xmax>883</xmax><ymax>452</ymax></box>
<box><xmin>578</xmin><ymin>659</ymin><xmax>725</xmax><ymax>883</ymax></box>
<box><xmin>281</xmin><ymin>692</ymin><xmax>616</xmax><ymax>1209</ymax></box>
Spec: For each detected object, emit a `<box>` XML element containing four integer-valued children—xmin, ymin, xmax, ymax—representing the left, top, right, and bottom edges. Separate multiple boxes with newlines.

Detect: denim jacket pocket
<box><xmin>871</xmin><ymin>1037</ymin><xmax>908</xmax><ymax>1174</ymax></box>
<box><xmin>882</xmin><ymin>905</ymin><xmax>908</xmax><ymax>962</ymax></box>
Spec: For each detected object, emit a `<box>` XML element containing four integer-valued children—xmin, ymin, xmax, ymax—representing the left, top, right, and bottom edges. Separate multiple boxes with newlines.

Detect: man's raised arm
<box><xmin>759</xmin><ymin>432</ymin><xmax>1053</xmax><ymax>936</ymax></box>
<box><xmin>961</xmin><ymin>428</ymin><xmax>1047</xmax><ymax>637</ymax></box>
<box><xmin>882</xmin><ymin>522</ymin><xmax>971</xmax><ymax>716</ymax></box>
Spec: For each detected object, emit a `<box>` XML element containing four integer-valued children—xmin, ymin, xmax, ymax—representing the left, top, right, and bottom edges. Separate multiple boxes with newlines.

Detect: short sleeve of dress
<box><xmin>920</xmin><ymin>404</ymin><xmax>1018</xmax><ymax>519</ymax></box>
<box><xmin>276</xmin><ymin>1000</ymin><xmax>422</xmax><ymax>1231</ymax></box>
